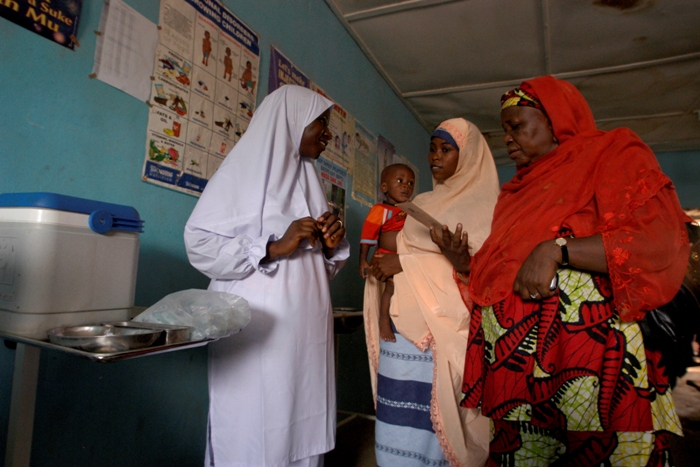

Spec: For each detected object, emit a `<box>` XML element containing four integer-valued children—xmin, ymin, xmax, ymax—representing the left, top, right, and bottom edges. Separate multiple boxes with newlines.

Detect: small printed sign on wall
<box><xmin>0</xmin><ymin>0</ymin><xmax>82</xmax><ymax>50</ymax></box>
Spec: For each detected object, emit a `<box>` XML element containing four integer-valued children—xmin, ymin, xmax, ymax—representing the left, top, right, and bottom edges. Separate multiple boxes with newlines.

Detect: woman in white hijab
<box><xmin>185</xmin><ymin>85</ymin><xmax>350</xmax><ymax>467</ymax></box>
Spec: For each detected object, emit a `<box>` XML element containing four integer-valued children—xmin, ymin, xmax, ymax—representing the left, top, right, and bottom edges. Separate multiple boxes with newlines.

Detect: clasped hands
<box><xmin>267</xmin><ymin>212</ymin><xmax>345</xmax><ymax>260</ymax></box>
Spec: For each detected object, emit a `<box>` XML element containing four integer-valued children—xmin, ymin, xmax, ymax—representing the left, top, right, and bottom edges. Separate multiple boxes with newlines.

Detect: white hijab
<box><xmin>186</xmin><ymin>85</ymin><xmax>334</xmax><ymax>241</ymax></box>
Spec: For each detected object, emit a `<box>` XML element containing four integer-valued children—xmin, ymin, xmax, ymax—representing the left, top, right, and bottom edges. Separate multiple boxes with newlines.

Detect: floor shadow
<box><xmin>325</xmin><ymin>412</ymin><xmax>376</xmax><ymax>467</ymax></box>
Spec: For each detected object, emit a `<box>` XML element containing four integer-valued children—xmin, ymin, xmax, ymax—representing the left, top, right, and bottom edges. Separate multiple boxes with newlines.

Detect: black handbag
<box><xmin>639</xmin><ymin>283</ymin><xmax>700</xmax><ymax>387</ymax></box>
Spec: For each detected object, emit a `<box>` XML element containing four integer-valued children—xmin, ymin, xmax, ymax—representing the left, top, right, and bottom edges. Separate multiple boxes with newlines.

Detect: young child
<box><xmin>360</xmin><ymin>163</ymin><xmax>415</xmax><ymax>341</ymax></box>
<box><xmin>223</xmin><ymin>47</ymin><xmax>233</xmax><ymax>81</ymax></box>
<box><xmin>202</xmin><ymin>31</ymin><xmax>212</xmax><ymax>66</ymax></box>
<box><xmin>240</xmin><ymin>61</ymin><xmax>257</xmax><ymax>94</ymax></box>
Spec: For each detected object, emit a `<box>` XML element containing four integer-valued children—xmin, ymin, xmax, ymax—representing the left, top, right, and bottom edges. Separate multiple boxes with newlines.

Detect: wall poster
<box><xmin>268</xmin><ymin>46</ymin><xmax>310</xmax><ymax>92</ymax></box>
<box><xmin>142</xmin><ymin>0</ymin><xmax>260</xmax><ymax>196</ymax></box>
<box><xmin>0</xmin><ymin>0</ymin><xmax>82</xmax><ymax>50</ymax></box>
<box><xmin>316</xmin><ymin>157</ymin><xmax>348</xmax><ymax>225</ymax></box>
<box><xmin>313</xmin><ymin>85</ymin><xmax>354</xmax><ymax>172</ymax></box>
<box><xmin>352</xmin><ymin>119</ymin><xmax>378</xmax><ymax>208</ymax></box>
<box><xmin>376</xmin><ymin>135</ymin><xmax>396</xmax><ymax>203</ymax></box>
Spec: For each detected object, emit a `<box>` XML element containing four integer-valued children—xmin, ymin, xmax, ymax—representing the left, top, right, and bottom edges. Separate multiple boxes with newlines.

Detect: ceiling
<box><xmin>325</xmin><ymin>0</ymin><xmax>700</xmax><ymax>165</ymax></box>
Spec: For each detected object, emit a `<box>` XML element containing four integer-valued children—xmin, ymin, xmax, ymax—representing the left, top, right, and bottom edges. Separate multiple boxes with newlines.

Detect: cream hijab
<box><xmin>365</xmin><ymin>118</ymin><xmax>499</xmax><ymax>466</ymax></box>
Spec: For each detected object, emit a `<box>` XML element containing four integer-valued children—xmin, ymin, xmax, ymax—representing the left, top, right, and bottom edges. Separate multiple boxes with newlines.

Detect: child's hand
<box><xmin>316</xmin><ymin>211</ymin><xmax>345</xmax><ymax>250</ymax></box>
<box><xmin>360</xmin><ymin>259</ymin><xmax>371</xmax><ymax>278</ymax></box>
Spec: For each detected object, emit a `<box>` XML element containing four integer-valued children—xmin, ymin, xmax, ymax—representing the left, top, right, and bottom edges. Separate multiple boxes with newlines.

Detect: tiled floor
<box><xmin>327</xmin><ymin>367</ymin><xmax>700</xmax><ymax>467</ymax></box>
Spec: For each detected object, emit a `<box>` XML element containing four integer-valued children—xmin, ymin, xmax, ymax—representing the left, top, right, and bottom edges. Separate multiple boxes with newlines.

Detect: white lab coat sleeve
<box><xmin>323</xmin><ymin>238</ymin><xmax>350</xmax><ymax>279</ymax></box>
<box><xmin>184</xmin><ymin>224</ymin><xmax>278</xmax><ymax>280</ymax></box>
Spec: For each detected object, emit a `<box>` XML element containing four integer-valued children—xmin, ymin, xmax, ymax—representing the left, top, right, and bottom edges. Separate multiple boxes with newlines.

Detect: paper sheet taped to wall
<box><xmin>92</xmin><ymin>0</ymin><xmax>158</xmax><ymax>101</ymax></box>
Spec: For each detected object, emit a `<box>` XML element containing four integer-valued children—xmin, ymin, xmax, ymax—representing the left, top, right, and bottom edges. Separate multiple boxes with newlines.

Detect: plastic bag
<box><xmin>134</xmin><ymin>289</ymin><xmax>251</xmax><ymax>341</ymax></box>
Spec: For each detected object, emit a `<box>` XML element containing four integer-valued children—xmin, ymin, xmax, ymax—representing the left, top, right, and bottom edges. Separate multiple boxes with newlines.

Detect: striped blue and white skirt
<box><xmin>374</xmin><ymin>331</ymin><xmax>449</xmax><ymax>467</ymax></box>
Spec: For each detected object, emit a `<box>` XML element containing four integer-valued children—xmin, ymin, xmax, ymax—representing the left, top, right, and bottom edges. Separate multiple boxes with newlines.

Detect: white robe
<box><xmin>184</xmin><ymin>86</ymin><xmax>349</xmax><ymax>467</ymax></box>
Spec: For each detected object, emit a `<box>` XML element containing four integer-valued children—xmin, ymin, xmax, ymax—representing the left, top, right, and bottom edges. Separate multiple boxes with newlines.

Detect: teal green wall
<box><xmin>0</xmin><ymin>1</ymin><xmax>430</xmax><ymax>464</ymax></box>
<box><xmin>656</xmin><ymin>151</ymin><xmax>700</xmax><ymax>208</ymax></box>
<box><xmin>497</xmin><ymin>150</ymin><xmax>700</xmax><ymax>208</ymax></box>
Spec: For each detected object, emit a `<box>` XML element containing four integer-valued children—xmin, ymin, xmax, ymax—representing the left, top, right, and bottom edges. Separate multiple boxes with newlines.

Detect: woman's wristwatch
<box><xmin>455</xmin><ymin>270</ymin><xmax>470</xmax><ymax>284</ymax></box>
<box><xmin>555</xmin><ymin>237</ymin><xmax>569</xmax><ymax>267</ymax></box>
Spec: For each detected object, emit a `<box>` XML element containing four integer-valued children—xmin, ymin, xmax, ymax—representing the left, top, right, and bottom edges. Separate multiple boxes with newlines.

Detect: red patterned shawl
<box><xmin>469</xmin><ymin>76</ymin><xmax>690</xmax><ymax>321</ymax></box>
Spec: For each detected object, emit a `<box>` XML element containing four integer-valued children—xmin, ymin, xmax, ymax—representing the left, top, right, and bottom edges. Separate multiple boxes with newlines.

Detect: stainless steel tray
<box><xmin>1</xmin><ymin>330</ymin><xmax>215</xmax><ymax>363</ymax></box>
<box><xmin>47</xmin><ymin>325</ymin><xmax>162</xmax><ymax>353</ymax></box>
<box><xmin>102</xmin><ymin>321</ymin><xmax>193</xmax><ymax>345</ymax></box>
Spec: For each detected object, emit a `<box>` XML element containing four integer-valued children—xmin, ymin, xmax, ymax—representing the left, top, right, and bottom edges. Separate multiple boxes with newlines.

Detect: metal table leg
<box><xmin>5</xmin><ymin>343</ymin><xmax>40</xmax><ymax>467</ymax></box>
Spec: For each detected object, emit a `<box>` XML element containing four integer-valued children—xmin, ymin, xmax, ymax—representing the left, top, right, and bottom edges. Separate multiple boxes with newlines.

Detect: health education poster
<box><xmin>0</xmin><ymin>0</ymin><xmax>82</xmax><ymax>50</ymax></box>
<box><xmin>352</xmin><ymin>120</ymin><xmax>378</xmax><ymax>208</ymax></box>
<box><xmin>312</xmin><ymin>85</ymin><xmax>354</xmax><ymax>172</ymax></box>
<box><xmin>376</xmin><ymin>135</ymin><xmax>396</xmax><ymax>203</ymax></box>
<box><xmin>268</xmin><ymin>46</ymin><xmax>310</xmax><ymax>91</ymax></box>
<box><xmin>143</xmin><ymin>0</ymin><xmax>260</xmax><ymax>196</ymax></box>
<box><xmin>317</xmin><ymin>158</ymin><xmax>348</xmax><ymax>225</ymax></box>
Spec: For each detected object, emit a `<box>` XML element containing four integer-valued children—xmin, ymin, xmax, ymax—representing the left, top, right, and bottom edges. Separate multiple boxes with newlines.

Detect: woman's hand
<box><xmin>430</xmin><ymin>223</ymin><xmax>471</xmax><ymax>273</ymax></box>
<box><xmin>513</xmin><ymin>240</ymin><xmax>560</xmax><ymax>301</ymax></box>
<box><xmin>316</xmin><ymin>211</ymin><xmax>346</xmax><ymax>250</ymax></box>
<box><xmin>514</xmin><ymin>236</ymin><xmax>607</xmax><ymax>300</ymax></box>
<box><xmin>265</xmin><ymin>217</ymin><xmax>319</xmax><ymax>261</ymax></box>
<box><xmin>370</xmin><ymin>253</ymin><xmax>402</xmax><ymax>281</ymax></box>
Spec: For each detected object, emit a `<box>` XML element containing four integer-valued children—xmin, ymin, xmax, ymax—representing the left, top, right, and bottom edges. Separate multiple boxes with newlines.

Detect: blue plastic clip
<box><xmin>89</xmin><ymin>210</ymin><xmax>114</xmax><ymax>234</ymax></box>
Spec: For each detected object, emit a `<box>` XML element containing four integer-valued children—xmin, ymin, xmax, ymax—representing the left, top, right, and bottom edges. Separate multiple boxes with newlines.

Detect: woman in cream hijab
<box><xmin>366</xmin><ymin>118</ymin><xmax>499</xmax><ymax>466</ymax></box>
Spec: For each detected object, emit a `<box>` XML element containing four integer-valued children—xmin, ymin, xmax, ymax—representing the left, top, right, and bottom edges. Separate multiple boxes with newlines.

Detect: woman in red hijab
<box><xmin>452</xmin><ymin>76</ymin><xmax>690</xmax><ymax>465</ymax></box>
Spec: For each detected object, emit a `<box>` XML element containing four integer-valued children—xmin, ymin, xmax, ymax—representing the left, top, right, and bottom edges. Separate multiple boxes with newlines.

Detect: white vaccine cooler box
<box><xmin>0</xmin><ymin>193</ymin><xmax>144</xmax><ymax>339</ymax></box>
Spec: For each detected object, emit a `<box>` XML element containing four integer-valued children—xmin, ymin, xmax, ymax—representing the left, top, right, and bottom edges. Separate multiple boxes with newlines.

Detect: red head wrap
<box><xmin>471</xmin><ymin>75</ymin><xmax>690</xmax><ymax>321</ymax></box>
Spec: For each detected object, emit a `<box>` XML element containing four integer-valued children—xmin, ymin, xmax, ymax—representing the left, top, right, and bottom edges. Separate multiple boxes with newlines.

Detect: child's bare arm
<box><xmin>359</xmin><ymin>243</ymin><xmax>372</xmax><ymax>277</ymax></box>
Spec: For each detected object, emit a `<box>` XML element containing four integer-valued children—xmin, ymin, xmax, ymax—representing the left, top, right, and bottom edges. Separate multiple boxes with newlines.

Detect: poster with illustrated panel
<box><xmin>143</xmin><ymin>0</ymin><xmax>259</xmax><ymax>196</ymax></box>
<box><xmin>352</xmin><ymin>120</ymin><xmax>378</xmax><ymax>208</ymax></box>
<box><xmin>316</xmin><ymin>157</ymin><xmax>348</xmax><ymax>225</ymax></box>
<box><xmin>312</xmin><ymin>84</ymin><xmax>354</xmax><ymax>172</ymax></box>
<box><xmin>376</xmin><ymin>135</ymin><xmax>396</xmax><ymax>203</ymax></box>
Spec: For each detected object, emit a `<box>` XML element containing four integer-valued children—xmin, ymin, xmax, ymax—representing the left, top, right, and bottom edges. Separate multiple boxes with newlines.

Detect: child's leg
<box><xmin>379</xmin><ymin>279</ymin><xmax>395</xmax><ymax>342</ymax></box>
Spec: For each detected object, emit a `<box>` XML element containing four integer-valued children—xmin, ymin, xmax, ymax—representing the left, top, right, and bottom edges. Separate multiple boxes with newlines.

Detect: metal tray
<box><xmin>2</xmin><ymin>330</ymin><xmax>215</xmax><ymax>363</ymax></box>
<box><xmin>47</xmin><ymin>325</ymin><xmax>161</xmax><ymax>353</ymax></box>
<box><xmin>103</xmin><ymin>321</ymin><xmax>193</xmax><ymax>345</ymax></box>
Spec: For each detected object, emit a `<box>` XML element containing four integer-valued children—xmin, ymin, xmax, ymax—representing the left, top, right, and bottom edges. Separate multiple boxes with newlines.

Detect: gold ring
<box><xmin>337</xmin><ymin>220</ymin><xmax>343</xmax><ymax>228</ymax></box>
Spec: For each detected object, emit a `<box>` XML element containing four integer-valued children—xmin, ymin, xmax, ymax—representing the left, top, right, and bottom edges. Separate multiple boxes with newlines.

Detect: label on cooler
<box><xmin>0</xmin><ymin>236</ymin><xmax>16</xmax><ymax>302</ymax></box>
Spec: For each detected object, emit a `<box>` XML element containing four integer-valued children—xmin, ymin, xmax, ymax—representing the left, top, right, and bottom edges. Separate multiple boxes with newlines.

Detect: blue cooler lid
<box><xmin>0</xmin><ymin>192</ymin><xmax>144</xmax><ymax>234</ymax></box>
